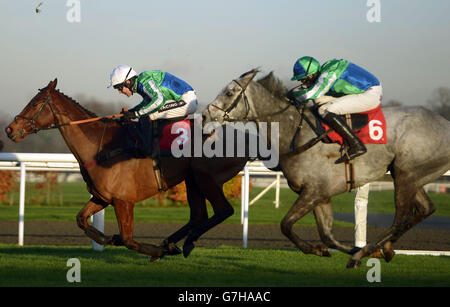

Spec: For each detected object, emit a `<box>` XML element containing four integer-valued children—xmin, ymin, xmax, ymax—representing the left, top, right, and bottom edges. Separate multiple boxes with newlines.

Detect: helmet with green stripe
<box><xmin>291</xmin><ymin>56</ymin><xmax>320</xmax><ymax>81</ymax></box>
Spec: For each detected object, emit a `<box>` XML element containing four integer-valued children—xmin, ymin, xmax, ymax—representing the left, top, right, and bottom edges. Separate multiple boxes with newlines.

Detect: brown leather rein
<box><xmin>14</xmin><ymin>92</ymin><xmax>123</xmax><ymax>137</ymax></box>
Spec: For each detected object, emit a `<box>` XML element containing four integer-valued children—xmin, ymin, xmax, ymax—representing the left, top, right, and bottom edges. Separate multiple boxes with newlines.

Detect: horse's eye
<box><xmin>32</xmin><ymin>103</ymin><xmax>38</xmax><ymax>107</ymax></box>
<box><xmin>226</xmin><ymin>91</ymin><xmax>233</xmax><ymax>97</ymax></box>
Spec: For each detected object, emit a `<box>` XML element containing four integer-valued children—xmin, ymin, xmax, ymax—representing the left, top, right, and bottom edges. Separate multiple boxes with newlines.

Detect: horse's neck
<box><xmin>250</xmin><ymin>95</ymin><xmax>317</xmax><ymax>155</ymax></box>
<box><xmin>52</xmin><ymin>91</ymin><xmax>114</xmax><ymax>164</ymax></box>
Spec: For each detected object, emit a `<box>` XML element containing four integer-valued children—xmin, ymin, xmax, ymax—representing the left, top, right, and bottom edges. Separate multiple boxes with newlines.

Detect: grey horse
<box><xmin>203</xmin><ymin>69</ymin><xmax>450</xmax><ymax>268</ymax></box>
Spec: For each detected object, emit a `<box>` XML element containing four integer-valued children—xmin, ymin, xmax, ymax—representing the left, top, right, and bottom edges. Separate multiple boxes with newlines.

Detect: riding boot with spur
<box><xmin>322</xmin><ymin>112</ymin><xmax>367</xmax><ymax>164</ymax></box>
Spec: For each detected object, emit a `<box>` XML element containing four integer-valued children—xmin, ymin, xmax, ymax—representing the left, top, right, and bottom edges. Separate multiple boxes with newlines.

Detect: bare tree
<box><xmin>384</xmin><ymin>99</ymin><xmax>403</xmax><ymax>107</ymax></box>
<box><xmin>427</xmin><ymin>87</ymin><xmax>450</xmax><ymax>120</ymax></box>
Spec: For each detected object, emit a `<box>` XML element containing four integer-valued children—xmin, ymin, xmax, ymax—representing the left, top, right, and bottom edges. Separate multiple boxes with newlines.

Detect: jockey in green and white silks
<box><xmin>108</xmin><ymin>65</ymin><xmax>198</xmax><ymax>121</ymax></box>
<box><xmin>289</xmin><ymin>56</ymin><xmax>383</xmax><ymax>164</ymax></box>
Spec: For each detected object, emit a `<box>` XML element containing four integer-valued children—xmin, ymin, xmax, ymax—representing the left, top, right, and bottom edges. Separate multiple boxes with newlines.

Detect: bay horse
<box><xmin>204</xmin><ymin>69</ymin><xmax>450</xmax><ymax>268</ymax></box>
<box><xmin>5</xmin><ymin>79</ymin><xmax>248</xmax><ymax>260</ymax></box>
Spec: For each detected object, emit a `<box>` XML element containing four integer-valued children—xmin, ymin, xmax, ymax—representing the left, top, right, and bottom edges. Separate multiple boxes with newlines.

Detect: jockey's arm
<box><xmin>293</xmin><ymin>71</ymin><xmax>338</xmax><ymax>102</ymax></box>
<box><xmin>131</xmin><ymin>80</ymin><xmax>166</xmax><ymax>118</ymax></box>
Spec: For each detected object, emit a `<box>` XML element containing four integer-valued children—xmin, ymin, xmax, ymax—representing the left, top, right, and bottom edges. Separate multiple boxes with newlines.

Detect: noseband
<box><xmin>209</xmin><ymin>79</ymin><xmax>252</xmax><ymax>122</ymax></box>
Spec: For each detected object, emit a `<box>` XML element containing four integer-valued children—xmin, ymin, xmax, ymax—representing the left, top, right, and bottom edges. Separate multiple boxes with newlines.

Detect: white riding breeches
<box><xmin>317</xmin><ymin>85</ymin><xmax>383</xmax><ymax>116</ymax></box>
<box><xmin>149</xmin><ymin>90</ymin><xmax>198</xmax><ymax>120</ymax></box>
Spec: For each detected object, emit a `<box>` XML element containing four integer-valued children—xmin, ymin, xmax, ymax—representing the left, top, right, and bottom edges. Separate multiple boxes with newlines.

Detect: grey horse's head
<box><xmin>203</xmin><ymin>68</ymin><xmax>260</xmax><ymax>125</ymax></box>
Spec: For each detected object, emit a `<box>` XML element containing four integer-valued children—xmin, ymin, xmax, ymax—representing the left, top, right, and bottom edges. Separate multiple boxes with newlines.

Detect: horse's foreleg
<box><xmin>280</xmin><ymin>189</ymin><xmax>327</xmax><ymax>256</ymax></box>
<box><xmin>112</xmin><ymin>198</ymin><xmax>165</xmax><ymax>258</ymax></box>
<box><xmin>159</xmin><ymin>171</ymin><xmax>209</xmax><ymax>257</ymax></box>
<box><xmin>313</xmin><ymin>198</ymin><xmax>354</xmax><ymax>255</ymax></box>
<box><xmin>182</xmin><ymin>171</ymin><xmax>234</xmax><ymax>258</ymax></box>
<box><xmin>76</xmin><ymin>197</ymin><xmax>121</xmax><ymax>246</ymax></box>
<box><xmin>167</xmin><ymin>171</ymin><xmax>208</xmax><ymax>244</ymax></box>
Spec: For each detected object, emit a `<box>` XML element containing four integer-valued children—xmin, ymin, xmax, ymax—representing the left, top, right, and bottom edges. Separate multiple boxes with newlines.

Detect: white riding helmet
<box><xmin>107</xmin><ymin>65</ymin><xmax>138</xmax><ymax>88</ymax></box>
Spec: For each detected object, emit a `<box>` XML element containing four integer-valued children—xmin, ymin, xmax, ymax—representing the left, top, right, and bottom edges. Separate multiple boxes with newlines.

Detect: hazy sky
<box><xmin>1</xmin><ymin>0</ymin><xmax>450</xmax><ymax>117</ymax></box>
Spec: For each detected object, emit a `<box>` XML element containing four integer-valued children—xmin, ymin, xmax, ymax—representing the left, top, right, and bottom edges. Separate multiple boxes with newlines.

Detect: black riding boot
<box><xmin>323</xmin><ymin>112</ymin><xmax>367</xmax><ymax>164</ymax></box>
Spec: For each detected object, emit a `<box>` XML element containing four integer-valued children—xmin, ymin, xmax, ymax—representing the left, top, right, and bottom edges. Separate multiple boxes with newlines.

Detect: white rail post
<box><xmin>242</xmin><ymin>166</ymin><xmax>249</xmax><ymax>248</ymax></box>
<box><xmin>241</xmin><ymin>173</ymin><xmax>245</xmax><ymax>224</ymax></box>
<box><xmin>354</xmin><ymin>183</ymin><xmax>370</xmax><ymax>248</ymax></box>
<box><xmin>275</xmin><ymin>173</ymin><xmax>280</xmax><ymax>208</ymax></box>
<box><xmin>91</xmin><ymin>209</ymin><xmax>105</xmax><ymax>251</ymax></box>
<box><xmin>18</xmin><ymin>162</ymin><xmax>26</xmax><ymax>246</ymax></box>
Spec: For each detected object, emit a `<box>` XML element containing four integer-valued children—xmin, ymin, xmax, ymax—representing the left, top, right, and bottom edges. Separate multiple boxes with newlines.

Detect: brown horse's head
<box><xmin>5</xmin><ymin>79</ymin><xmax>58</xmax><ymax>142</ymax></box>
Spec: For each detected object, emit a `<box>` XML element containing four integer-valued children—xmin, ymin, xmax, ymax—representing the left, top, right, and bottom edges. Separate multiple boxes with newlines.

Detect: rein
<box><xmin>13</xmin><ymin>91</ymin><xmax>124</xmax><ymax>169</ymax></box>
<box><xmin>14</xmin><ymin>92</ymin><xmax>123</xmax><ymax>136</ymax></box>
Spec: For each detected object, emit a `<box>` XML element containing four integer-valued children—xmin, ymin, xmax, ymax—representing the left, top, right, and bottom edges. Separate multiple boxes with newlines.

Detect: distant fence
<box><xmin>0</xmin><ymin>153</ymin><xmax>104</xmax><ymax>251</ymax></box>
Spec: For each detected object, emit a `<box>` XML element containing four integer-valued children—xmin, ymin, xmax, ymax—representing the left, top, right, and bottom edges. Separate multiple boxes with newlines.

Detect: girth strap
<box><xmin>344</xmin><ymin>114</ymin><xmax>356</xmax><ymax>192</ymax></box>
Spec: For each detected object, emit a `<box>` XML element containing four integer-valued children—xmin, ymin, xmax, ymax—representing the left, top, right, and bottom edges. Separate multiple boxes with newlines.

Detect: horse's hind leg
<box><xmin>385</xmin><ymin>187</ymin><xmax>435</xmax><ymax>246</ymax></box>
<box><xmin>313</xmin><ymin>198</ymin><xmax>354</xmax><ymax>255</ymax></box>
<box><xmin>182</xmin><ymin>171</ymin><xmax>234</xmax><ymax>258</ymax></box>
<box><xmin>347</xmin><ymin>174</ymin><xmax>436</xmax><ymax>268</ymax></box>
<box><xmin>76</xmin><ymin>197</ymin><xmax>123</xmax><ymax>246</ymax></box>
<box><xmin>112</xmin><ymin>198</ymin><xmax>165</xmax><ymax>259</ymax></box>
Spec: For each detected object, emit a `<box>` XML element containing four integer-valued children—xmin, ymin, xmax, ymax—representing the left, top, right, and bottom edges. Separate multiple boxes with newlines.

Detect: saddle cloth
<box><xmin>125</xmin><ymin>118</ymin><xmax>191</xmax><ymax>157</ymax></box>
<box><xmin>320</xmin><ymin>105</ymin><xmax>387</xmax><ymax>145</ymax></box>
<box><xmin>159</xmin><ymin>119</ymin><xmax>191</xmax><ymax>152</ymax></box>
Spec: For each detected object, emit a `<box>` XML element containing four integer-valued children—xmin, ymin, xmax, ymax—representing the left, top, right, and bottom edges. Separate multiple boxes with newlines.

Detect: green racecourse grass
<box><xmin>0</xmin><ymin>245</ymin><xmax>449</xmax><ymax>287</ymax></box>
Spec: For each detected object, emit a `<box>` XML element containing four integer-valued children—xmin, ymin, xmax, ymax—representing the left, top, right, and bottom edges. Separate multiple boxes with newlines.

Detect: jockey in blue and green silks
<box><xmin>289</xmin><ymin>56</ymin><xmax>382</xmax><ymax>164</ymax></box>
<box><xmin>108</xmin><ymin>65</ymin><xmax>198</xmax><ymax>122</ymax></box>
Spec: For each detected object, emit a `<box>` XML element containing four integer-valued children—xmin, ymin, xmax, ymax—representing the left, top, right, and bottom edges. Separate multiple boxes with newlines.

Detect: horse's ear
<box><xmin>48</xmin><ymin>78</ymin><xmax>58</xmax><ymax>92</ymax></box>
<box><xmin>238</xmin><ymin>68</ymin><xmax>260</xmax><ymax>90</ymax></box>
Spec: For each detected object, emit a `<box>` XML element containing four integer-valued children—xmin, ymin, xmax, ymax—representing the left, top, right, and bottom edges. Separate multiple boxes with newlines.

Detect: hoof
<box><xmin>314</xmin><ymin>244</ymin><xmax>331</xmax><ymax>257</ymax></box>
<box><xmin>369</xmin><ymin>249</ymin><xmax>384</xmax><ymax>258</ymax></box>
<box><xmin>322</xmin><ymin>250</ymin><xmax>332</xmax><ymax>257</ymax></box>
<box><xmin>382</xmin><ymin>241</ymin><xmax>395</xmax><ymax>263</ymax></box>
<box><xmin>111</xmin><ymin>234</ymin><xmax>124</xmax><ymax>246</ymax></box>
<box><xmin>149</xmin><ymin>256</ymin><xmax>161</xmax><ymax>263</ymax></box>
<box><xmin>183</xmin><ymin>242</ymin><xmax>195</xmax><ymax>258</ymax></box>
<box><xmin>383</xmin><ymin>249</ymin><xmax>395</xmax><ymax>263</ymax></box>
<box><xmin>346</xmin><ymin>258</ymin><xmax>362</xmax><ymax>269</ymax></box>
<box><xmin>166</xmin><ymin>243</ymin><xmax>182</xmax><ymax>256</ymax></box>
<box><xmin>159</xmin><ymin>240</ymin><xmax>182</xmax><ymax>256</ymax></box>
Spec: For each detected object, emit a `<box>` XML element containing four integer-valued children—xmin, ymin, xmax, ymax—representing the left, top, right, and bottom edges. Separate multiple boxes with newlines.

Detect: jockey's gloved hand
<box><xmin>121</xmin><ymin>110</ymin><xmax>137</xmax><ymax>121</ymax></box>
<box><xmin>286</xmin><ymin>89</ymin><xmax>296</xmax><ymax>101</ymax></box>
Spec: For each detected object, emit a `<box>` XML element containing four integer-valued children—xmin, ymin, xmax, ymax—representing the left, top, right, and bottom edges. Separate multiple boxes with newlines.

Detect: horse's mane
<box><xmin>54</xmin><ymin>89</ymin><xmax>98</xmax><ymax>118</ymax></box>
<box><xmin>256</xmin><ymin>72</ymin><xmax>288</xmax><ymax>100</ymax></box>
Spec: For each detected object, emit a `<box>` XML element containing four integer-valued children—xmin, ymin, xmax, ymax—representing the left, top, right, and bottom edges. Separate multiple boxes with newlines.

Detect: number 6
<box><xmin>369</xmin><ymin>120</ymin><xmax>383</xmax><ymax>141</ymax></box>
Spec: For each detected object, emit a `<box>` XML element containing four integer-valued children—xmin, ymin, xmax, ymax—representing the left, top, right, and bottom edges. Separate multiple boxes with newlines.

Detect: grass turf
<box><xmin>0</xmin><ymin>244</ymin><xmax>449</xmax><ymax>287</ymax></box>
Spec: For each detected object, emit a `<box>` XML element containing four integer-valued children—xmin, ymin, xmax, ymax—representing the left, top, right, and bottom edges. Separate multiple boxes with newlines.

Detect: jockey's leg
<box><xmin>318</xmin><ymin>85</ymin><xmax>382</xmax><ymax>164</ymax></box>
<box><xmin>322</xmin><ymin>111</ymin><xmax>367</xmax><ymax>164</ymax></box>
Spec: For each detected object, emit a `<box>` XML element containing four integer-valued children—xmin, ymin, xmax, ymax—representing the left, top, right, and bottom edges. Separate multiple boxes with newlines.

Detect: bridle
<box><xmin>208</xmin><ymin>79</ymin><xmax>252</xmax><ymax>122</ymax></box>
<box><xmin>12</xmin><ymin>91</ymin><xmax>64</xmax><ymax>138</ymax></box>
